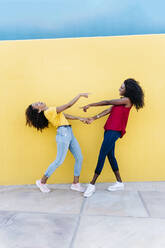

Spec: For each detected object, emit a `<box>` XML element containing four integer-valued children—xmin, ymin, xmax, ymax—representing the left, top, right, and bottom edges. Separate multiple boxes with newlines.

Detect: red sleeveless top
<box><xmin>104</xmin><ymin>105</ymin><xmax>132</xmax><ymax>138</ymax></box>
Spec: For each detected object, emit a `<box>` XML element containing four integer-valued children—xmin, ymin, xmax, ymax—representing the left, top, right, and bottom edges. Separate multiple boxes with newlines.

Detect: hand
<box><xmin>79</xmin><ymin>117</ymin><xmax>91</xmax><ymax>124</ymax></box>
<box><xmin>85</xmin><ymin>118</ymin><xmax>94</xmax><ymax>124</ymax></box>
<box><xmin>79</xmin><ymin>93</ymin><xmax>91</xmax><ymax>98</ymax></box>
<box><xmin>80</xmin><ymin>117</ymin><xmax>93</xmax><ymax>124</ymax></box>
<box><xmin>79</xmin><ymin>117</ymin><xmax>88</xmax><ymax>123</ymax></box>
<box><xmin>80</xmin><ymin>105</ymin><xmax>90</xmax><ymax>112</ymax></box>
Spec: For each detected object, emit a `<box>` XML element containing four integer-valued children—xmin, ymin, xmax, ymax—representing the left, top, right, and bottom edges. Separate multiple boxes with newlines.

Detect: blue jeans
<box><xmin>45</xmin><ymin>126</ymin><xmax>83</xmax><ymax>178</ymax></box>
<box><xmin>95</xmin><ymin>130</ymin><xmax>121</xmax><ymax>175</ymax></box>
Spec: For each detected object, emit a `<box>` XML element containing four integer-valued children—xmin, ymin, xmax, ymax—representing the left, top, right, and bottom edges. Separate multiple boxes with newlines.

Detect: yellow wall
<box><xmin>0</xmin><ymin>35</ymin><xmax>165</xmax><ymax>185</ymax></box>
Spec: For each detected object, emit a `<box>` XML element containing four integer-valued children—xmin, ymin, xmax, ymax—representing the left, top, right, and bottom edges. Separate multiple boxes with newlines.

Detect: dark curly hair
<box><xmin>124</xmin><ymin>78</ymin><xmax>144</xmax><ymax>110</ymax></box>
<box><xmin>25</xmin><ymin>105</ymin><xmax>49</xmax><ymax>131</ymax></box>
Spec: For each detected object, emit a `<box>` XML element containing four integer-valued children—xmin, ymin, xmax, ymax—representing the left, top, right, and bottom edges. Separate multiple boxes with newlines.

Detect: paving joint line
<box><xmin>138</xmin><ymin>191</ymin><xmax>151</xmax><ymax>217</ymax></box>
<box><xmin>0</xmin><ymin>210</ymin><xmax>79</xmax><ymax>216</ymax></box>
<box><xmin>69</xmin><ymin>197</ymin><xmax>87</xmax><ymax>248</ymax></box>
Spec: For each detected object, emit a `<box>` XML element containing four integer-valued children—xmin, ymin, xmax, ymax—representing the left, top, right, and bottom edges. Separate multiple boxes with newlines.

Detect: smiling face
<box><xmin>32</xmin><ymin>102</ymin><xmax>47</xmax><ymax>112</ymax></box>
<box><xmin>119</xmin><ymin>83</ymin><xmax>126</xmax><ymax>96</ymax></box>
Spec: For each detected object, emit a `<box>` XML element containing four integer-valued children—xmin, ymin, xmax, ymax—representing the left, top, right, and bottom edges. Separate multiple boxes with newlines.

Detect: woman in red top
<box><xmin>82</xmin><ymin>78</ymin><xmax>144</xmax><ymax>197</ymax></box>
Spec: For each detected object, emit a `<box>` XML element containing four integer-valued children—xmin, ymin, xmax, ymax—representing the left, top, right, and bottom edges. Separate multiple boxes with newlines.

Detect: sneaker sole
<box><xmin>36</xmin><ymin>181</ymin><xmax>50</xmax><ymax>193</ymax></box>
<box><xmin>107</xmin><ymin>188</ymin><xmax>124</xmax><ymax>192</ymax></box>
<box><xmin>83</xmin><ymin>191</ymin><xmax>96</xmax><ymax>198</ymax></box>
<box><xmin>70</xmin><ymin>187</ymin><xmax>85</xmax><ymax>193</ymax></box>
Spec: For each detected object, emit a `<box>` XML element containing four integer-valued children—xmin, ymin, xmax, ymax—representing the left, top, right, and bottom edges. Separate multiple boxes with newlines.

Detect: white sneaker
<box><xmin>36</xmin><ymin>180</ymin><xmax>50</xmax><ymax>193</ymax></box>
<box><xmin>107</xmin><ymin>181</ymin><xmax>124</xmax><ymax>191</ymax></box>
<box><xmin>83</xmin><ymin>184</ymin><xmax>96</xmax><ymax>198</ymax></box>
<box><xmin>70</xmin><ymin>183</ymin><xmax>85</xmax><ymax>192</ymax></box>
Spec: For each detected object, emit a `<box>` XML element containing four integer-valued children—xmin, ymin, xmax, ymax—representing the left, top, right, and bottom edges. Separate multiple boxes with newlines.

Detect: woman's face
<box><xmin>119</xmin><ymin>83</ymin><xmax>126</xmax><ymax>96</ymax></box>
<box><xmin>32</xmin><ymin>102</ymin><xmax>47</xmax><ymax>112</ymax></box>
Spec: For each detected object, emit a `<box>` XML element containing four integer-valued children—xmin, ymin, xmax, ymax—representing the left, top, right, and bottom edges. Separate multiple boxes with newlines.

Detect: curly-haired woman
<box><xmin>82</xmin><ymin>79</ymin><xmax>144</xmax><ymax>197</ymax></box>
<box><xmin>25</xmin><ymin>93</ymin><xmax>89</xmax><ymax>193</ymax></box>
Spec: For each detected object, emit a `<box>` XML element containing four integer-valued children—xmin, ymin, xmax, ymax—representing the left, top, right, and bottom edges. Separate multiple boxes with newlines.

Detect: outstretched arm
<box><xmin>64</xmin><ymin>113</ymin><xmax>87</xmax><ymax>122</ymax></box>
<box><xmin>91</xmin><ymin>107</ymin><xmax>112</xmax><ymax>120</ymax></box>
<box><xmin>81</xmin><ymin>97</ymin><xmax>130</xmax><ymax>112</ymax></box>
<box><xmin>64</xmin><ymin>107</ymin><xmax>112</xmax><ymax>124</ymax></box>
<box><xmin>86</xmin><ymin>107</ymin><xmax>112</xmax><ymax>124</ymax></box>
<box><xmin>56</xmin><ymin>93</ymin><xmax>90</xmax><ymax>113</ymax></box>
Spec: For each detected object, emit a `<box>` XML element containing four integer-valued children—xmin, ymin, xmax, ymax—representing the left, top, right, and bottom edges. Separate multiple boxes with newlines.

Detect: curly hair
<box><xmin>124</xmin><ymin>78</ymin><xmax>144</xmax><ymax>110</ymax></box>
<box><xmin>25</xmin><ymin>105</ymin><xmax>49</xmax><ymax>131</ymax></box>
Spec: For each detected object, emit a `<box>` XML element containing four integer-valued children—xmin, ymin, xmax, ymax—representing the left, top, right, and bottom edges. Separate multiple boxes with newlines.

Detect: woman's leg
<box><xmin>43</xmin><ymin>140</ymin><xmax>69</xmax><ymax>183</ymax></box>
<box><xmin>41</xmin><ymin>175</ymin><xmax>49</xmax><ymax>184</ymax></box>
<box><xmin>84</xmin><ymin>131</ymin><xmax>121</xmax><ymax>197</ymax></box>
<box><xmin>41</xmin><ymin>140</ymin><xmax>69</xmax><ymax>184</ymax></box>
<box><xmin>68</xmin><ymin>130</ymin><xmax>85</xmax><ymax>192</ymax></box>
<box><xmin>114</xmin><ymin>170</ymin><xmax>122</xmax><ymax>182</ymax></box>
<box><xmin>90</xmin><ymin>173</ymin><xmax>99</xmax><ymax>185</ymax></box>
<box><xmin>91</xmin><ymin>131</ymin><xmax>119</xmax><ymax>184</ymax></box>
<box><xmin>89</xmin><ymin>137</ymin><xmax>110</xmax><ymax>185</ymax></box>
<box><xmin>107</xmin><ymin>143</ymin><xmax>122</xmax><ymax>182</ymax></box>
<box><xmin>42</xmin><ymin>127</ymin><xmax>71</xmax><ymax>183</ymax></box>
<box><xmin>106</xmin><ymin>138</ymin><xmax>124</xmax><ymax>191</ymax></box>
<box><xmin>69</xmin><ymin>133</ymin><xmax>83</xmax><ymax>183</ymax></box>
<box><xmin>41</xmin><ymin>142</ymin><xmax>69</xmax><ymax>184</ymax></box>
<box><xmin>36</xmin><ymin>128</ymin><xmax>71</xmax><ymax>192</ymax></box>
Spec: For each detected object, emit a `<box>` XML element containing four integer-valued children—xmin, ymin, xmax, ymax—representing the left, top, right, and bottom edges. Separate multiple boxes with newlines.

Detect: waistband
<box><xmin>58</xmin><ymin>125</ymin><xmax>71</xmax><ymax>128</ymax></box>
<box><xmin>104</xmin><ymin>129</ymin><xmax>121</xmax><ymax>135</ymax></box>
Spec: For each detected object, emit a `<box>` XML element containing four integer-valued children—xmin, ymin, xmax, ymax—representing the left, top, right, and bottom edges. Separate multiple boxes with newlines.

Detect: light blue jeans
<box><xmin>45</xmin><ymin>126</ymin><xmax>83</xmax><ymax>178</ymax></box>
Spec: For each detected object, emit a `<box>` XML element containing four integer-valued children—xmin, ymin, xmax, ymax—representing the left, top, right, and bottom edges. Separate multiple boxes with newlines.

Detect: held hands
<box><xmin>85</xmin><ymin>118</ymin><xmax>94</xmax><ymax>124</ymax></box>
<box><xmin>79</xmin><ymin>117</ymin><xmax>94</xmax><ymax>124</ymax></box>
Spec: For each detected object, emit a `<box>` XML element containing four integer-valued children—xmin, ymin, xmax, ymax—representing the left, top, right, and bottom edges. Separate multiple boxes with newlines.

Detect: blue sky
<box><xmin>0</xmin><ymin>0</ymin><xmax>165</xmax><ymax>40</ymax></box>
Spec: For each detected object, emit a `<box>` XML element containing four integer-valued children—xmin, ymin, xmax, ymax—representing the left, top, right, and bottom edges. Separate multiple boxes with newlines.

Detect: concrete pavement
<box><xmin>0</xmin><ymin>181</ymin><xmax>165</xmax><ymax>248</ymax></box>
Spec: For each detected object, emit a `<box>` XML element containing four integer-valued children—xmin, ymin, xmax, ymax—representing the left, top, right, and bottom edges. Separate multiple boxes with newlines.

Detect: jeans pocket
<box><xmin>57</xmin><ymin>127</ymin><xmax>68</xmax><ymax>137</ymax></box>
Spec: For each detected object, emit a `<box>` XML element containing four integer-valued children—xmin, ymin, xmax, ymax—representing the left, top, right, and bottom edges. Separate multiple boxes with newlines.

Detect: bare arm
<box><xmin>85</xmin><ymin>107</ymin><xmax>112</xmax><ymax>124</ymax></box>
<box><xmin>91</xmin><ymin>107</ymin><xmax>112</xmax><ymax>121</ymax></box>
<box><xmin>64</xmin><ymin>107</ymin><xmax>112</xmax><ymax>125</ymax></box>
<box><xmin>64</xmin><ymin>113</ymin><xmax>86</xmax><ymax>122</ymax></box>
<box><xmin>56</xmin><ymin>93</ymin><xmax>89</xmax><ymax>113</ymax></box>
<box><xmin>81</xmin><ymin>97</ymin><xmax>130</xmax><ymax>112</ymax></box>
